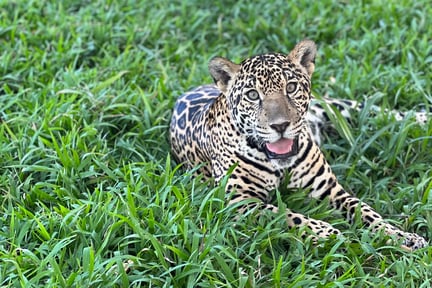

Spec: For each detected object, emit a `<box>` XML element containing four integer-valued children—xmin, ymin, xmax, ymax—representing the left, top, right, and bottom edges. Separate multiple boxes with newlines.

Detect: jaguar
<box><xmin>169</xmin><ymin>39</ymin><xmax>428</xmax><ymax>250</ymax></box>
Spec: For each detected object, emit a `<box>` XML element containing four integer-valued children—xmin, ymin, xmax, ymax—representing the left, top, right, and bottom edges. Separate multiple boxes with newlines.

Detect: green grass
<box><xmin>1</xmin><ymin>0</ymin><xmax>432</xmax><ymax>286</ymax></box>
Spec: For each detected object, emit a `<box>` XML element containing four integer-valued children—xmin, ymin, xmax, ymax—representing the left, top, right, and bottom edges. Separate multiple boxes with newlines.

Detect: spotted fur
<box><xmin>169</xmin><ymin>40</ymin><xmax>428</xmax><ymax>250</ymax></box>
<box><xmin>307</xmin><ymin>96</ymin><xmax>429</xmax><ymax>146</ymax></box>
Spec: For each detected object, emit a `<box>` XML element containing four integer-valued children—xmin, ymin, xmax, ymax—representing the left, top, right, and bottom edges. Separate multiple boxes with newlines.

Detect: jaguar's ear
<box><xmin>208</xmin><ymin>57</ymin><xmax>240</xmax><ymax>94</ymax></box>
<box><xmin>288</xmin><ymin>40</ymin><xmax>317</xmax><ymax>76</ymax></box>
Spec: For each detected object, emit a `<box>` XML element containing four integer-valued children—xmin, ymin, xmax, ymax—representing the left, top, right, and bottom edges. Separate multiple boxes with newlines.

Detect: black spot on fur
<box><xmin>178</xmin><ymin>114</ymin><xmax>186</xmax><ymax>130</ymax></box>
<box><xmin>293</xmin><ymin>217</ymin><xmax>302</xmax><ymax>225</ymax></box>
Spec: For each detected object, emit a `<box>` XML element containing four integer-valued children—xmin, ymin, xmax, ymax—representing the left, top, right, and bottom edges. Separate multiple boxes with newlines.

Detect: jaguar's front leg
<box><xmin>291</xmin><ymin>139</ymin><xmax>428</xmax><ymax>250</ymax></box>
<box><xmin>231</xmin><ymin>200</ymin><xmax>341</xmax><ymax>241</ymax></box>
<box><xmin>331</xmin><ymin>190</ymin><xmax>428</xmax><ymax>250</ymax></box>
<box><xmin>218</xmin><ymin>159</ymin><xmax>340</xmax><ymax>241</ymax></box>
<box><xmin>281</xmin><ymin>206</ymin><xmax>341</xmax><ymax>241</ymax></box>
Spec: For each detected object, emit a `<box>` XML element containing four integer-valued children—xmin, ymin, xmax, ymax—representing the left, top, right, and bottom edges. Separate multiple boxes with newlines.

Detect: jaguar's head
<box><xmin>209</xmin><ymin>40</ymin><xmax>316</xmax><ymax>162</ymax></box>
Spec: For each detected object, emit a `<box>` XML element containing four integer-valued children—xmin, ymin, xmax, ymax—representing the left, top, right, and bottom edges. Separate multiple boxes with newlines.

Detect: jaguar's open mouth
<box><xmin>263</xmin><ymin>137</ymin><xmax>299</xmax><ymax>159</ymax></box>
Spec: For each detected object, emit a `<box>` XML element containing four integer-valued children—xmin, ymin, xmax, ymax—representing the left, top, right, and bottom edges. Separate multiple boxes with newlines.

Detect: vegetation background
<box><xmin>1</xmin><ymin>0</ymin><xmax>431</xmax><ymax>287</ymax></box>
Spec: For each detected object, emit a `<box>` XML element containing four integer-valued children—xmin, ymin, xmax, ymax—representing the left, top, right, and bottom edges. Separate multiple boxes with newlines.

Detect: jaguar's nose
<box><xmin>270</xmin><ymin>121</ymin><xmax>289</xmax><ymax>134</ymax></box>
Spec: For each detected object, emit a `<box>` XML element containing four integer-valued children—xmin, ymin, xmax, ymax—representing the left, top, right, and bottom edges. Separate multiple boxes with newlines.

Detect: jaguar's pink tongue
<box><xmin>265</xmin><ymin>138</ymin><xmax>294</xmax><ymax>154</ymax></box>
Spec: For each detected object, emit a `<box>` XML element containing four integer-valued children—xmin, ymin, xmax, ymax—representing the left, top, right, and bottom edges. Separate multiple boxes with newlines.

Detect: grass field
<box><xmin>1</xmin><ymin>0</ymin><xmax>432</xmax><ymax>287</ymax></box>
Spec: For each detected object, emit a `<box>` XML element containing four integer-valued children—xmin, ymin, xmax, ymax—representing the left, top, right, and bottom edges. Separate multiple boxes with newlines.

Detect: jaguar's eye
<box><xmin>286</xmin><ymin>83</ymin><xmax>297</xmax><ymax>94</ymax></box>
<box><xmin>245</xmin><ymin>89</ymin><xmax>260</xmax><ymax>101</ymax></box>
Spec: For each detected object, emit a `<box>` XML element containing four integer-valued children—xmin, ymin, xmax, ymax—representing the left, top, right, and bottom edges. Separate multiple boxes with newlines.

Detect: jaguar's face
<box><xmin>229</xmin><ymin>53</ymin><xmax>312</xmax><ymax>160</ymax></box>
<box><xmin>208</xmin><ymin>40</ymin><xmax>316</xmax><ymax>162</ymax></box>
